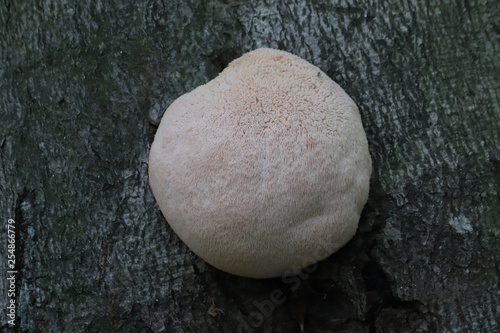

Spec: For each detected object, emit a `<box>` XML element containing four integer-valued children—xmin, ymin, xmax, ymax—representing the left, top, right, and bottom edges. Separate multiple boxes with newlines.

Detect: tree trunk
<box><xmin>1</xmin><ymin>0</ymin><xmax>498</xmax><ymax>332</ymax></box>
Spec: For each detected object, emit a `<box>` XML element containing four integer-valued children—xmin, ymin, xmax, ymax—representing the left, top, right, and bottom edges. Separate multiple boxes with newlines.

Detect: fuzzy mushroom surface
<box><xmin>148</xmin><ymin>48</ymin><xmax>372</xmax><ymax>279</ymax></box>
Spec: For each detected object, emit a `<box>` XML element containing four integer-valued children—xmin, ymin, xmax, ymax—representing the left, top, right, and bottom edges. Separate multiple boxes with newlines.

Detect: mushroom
<box><xmin>148</xmin><ymin>48</ymin><xmax>371</xmax><ymax>279</ymax></box>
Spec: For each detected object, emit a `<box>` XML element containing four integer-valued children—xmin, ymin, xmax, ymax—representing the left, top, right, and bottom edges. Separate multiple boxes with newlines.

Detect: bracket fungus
<box><xmin>149</xmin><ymin>48</ymin><xmax>371</xmax><ymax>279</ymax></box>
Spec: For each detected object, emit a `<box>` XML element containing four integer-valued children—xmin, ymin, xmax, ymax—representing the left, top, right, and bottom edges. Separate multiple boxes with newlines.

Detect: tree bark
<box><xmin>1</xmin><ymin>0</ymin><xmax>498</xmax><ymax>332</ymax></box>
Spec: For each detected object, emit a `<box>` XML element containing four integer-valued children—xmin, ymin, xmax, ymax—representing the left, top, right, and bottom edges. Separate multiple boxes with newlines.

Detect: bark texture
<box><xmin>1</xmin><ymin>0</ymin><xmax>499</xmax><ymax>332</ymax></box>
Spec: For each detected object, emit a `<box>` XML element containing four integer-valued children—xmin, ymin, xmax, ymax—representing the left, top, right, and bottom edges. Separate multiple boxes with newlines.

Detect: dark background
<box><xmin>1</xmin><ymin>1</ymin><xmax>499</xmax><ymax>332</ymax></box>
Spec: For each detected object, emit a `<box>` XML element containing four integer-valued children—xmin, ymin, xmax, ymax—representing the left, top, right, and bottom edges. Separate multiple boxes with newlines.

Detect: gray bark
<box><xmin>1</xmin><ymin>0</ymin><xmax>499</xmax><ymax>332</ymax></box>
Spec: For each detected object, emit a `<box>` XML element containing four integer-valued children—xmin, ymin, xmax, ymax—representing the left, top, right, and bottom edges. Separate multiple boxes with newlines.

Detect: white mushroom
<box><xmin>149</xmin><ymin>48</ymin><xmax>371</xmax><ymax>278</ymax></box>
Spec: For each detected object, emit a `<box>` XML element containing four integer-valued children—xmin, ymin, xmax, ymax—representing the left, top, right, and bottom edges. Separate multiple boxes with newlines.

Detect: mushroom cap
<box><xmin>148</xmin><ymin>48</ymin><xmax>371</xmax><ymax>278</ymax></box>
